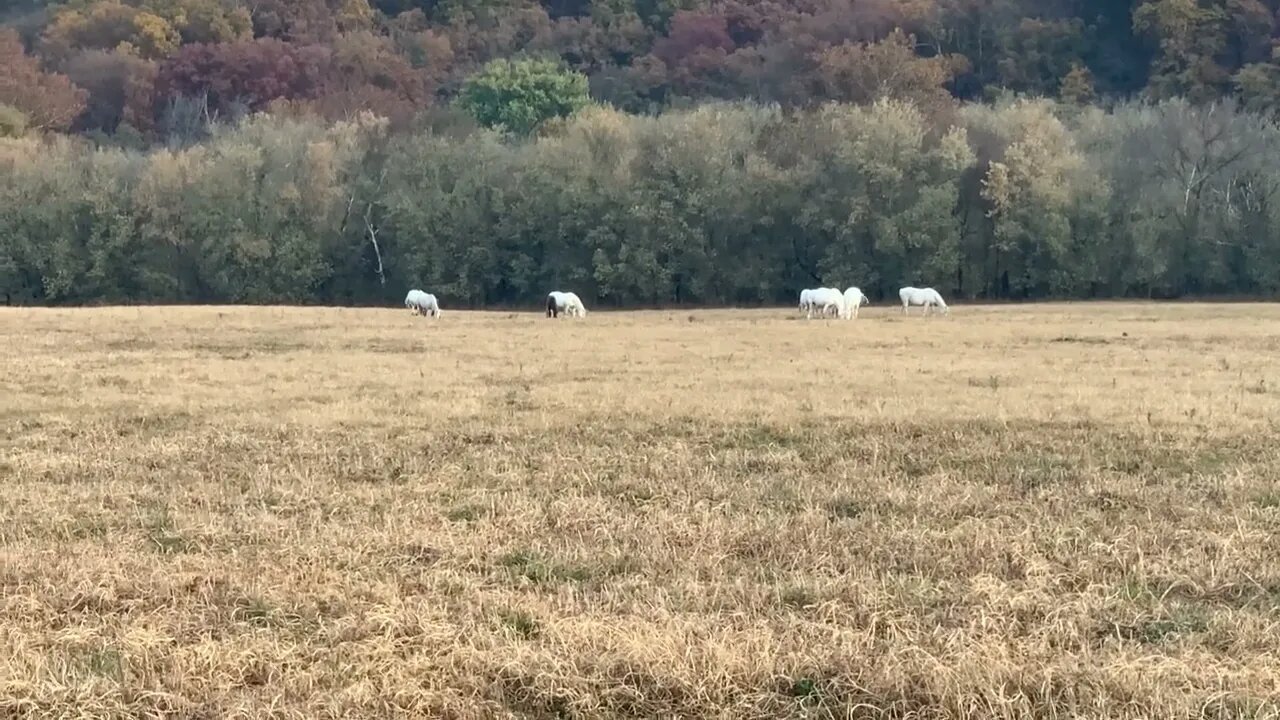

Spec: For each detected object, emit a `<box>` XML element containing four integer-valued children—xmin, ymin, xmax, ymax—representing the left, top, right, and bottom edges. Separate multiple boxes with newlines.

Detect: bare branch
<box><xmin>363</xmin><ymin>206</ymin><xmax>385</xmax><ymax>287</ymax></box>
<box><xmin>361</xmin><ymin>166</ymin><xmax>391</xmax><ymax>287</ymax></box>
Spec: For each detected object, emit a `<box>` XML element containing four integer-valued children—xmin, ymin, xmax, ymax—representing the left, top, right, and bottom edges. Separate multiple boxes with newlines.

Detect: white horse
<box><xmin>546</xmin><ymin>291</ymin><xmax>587</xmax><ymax>318</ymax></box>
<box><xmin>404</xmin><ymin>289</ymin><xmax>441</xmax><ymax>318</ymax></box>
<box><xmin>899</xmin><ymin>286</ymin><xmax>948</xmax><ymax>316</ymax></box>
<box><xmin>842</xmin><ymin>287</ymin><xmax>869</xmax><ymax>319</ymax></box>
<box><xmin>799</xmin><ymin>288</ymin><xmax>815</xmax><ymax>316</ymax></box>
<box><xmin>806</xmin><ymin>287</ymin><xmax>845</xmax><ymax>319</ymax></box>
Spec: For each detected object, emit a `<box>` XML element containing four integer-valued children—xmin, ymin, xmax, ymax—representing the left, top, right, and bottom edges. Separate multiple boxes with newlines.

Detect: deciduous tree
<box><xmin>0</xmin><ymin>28</ymin><xmax>88</xmax><ymax>131</ymax></box>
<box><xmin>457</xmin><ymin>56</ymin><xmax>589</xmax><ymax>133</ymax></box>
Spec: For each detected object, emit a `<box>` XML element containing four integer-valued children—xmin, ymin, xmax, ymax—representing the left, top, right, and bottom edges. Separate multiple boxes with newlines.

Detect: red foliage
<box><xmin>651</xmin><ymin>10</ymin><xmax>735</xmax><ymax>68</ymax></box>
<box><xmin>304</xmin><ymin>31</ymin><xmax>435</xmax><ymax>125</ymax></box>
<box><xmin>0</xmin><ymin>28</ymin><xmax>88</xmax><ymax>132</ymax></box>
<box><xmin>156</xmin><ymin>38</ymin><xmax>331</xmax><ymax>116</ymax></box>
<box><xmin>251</xmin><ymin>0</ymin><xmax>340</xmax><ymax>42</ymax></box>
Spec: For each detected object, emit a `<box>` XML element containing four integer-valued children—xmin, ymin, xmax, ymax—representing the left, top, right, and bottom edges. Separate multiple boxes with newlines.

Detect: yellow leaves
<box><xmin>42</xmin><ymin>1</ymin><xmax>180</xmax><ymax>60</ymax></box>
<box><xmin>817</xmin><ymin>29</ymin><xmax>957</xmax><ymax>116</ymax></box>
<box><xmin>42</xmin><ymin>0</ymin><xmax>252</xmax><ymax>61</ymax></box>
<box><xmin>981</xmin><ymin>161</ymin><xmax>1012</xmax><ymax>216</ymax></box>
<box><xmin>130</xmin><ymin>11</ymin><xmax>180</xmax><ymax>58</ymax></box>
<box><xmin>0</xmin><ymin>137</ymin><xmax>46</xmax><ymax>169</ymax></box>
<box><xmin>571</xmin><ymin>103</ymin><xmax>629</xmax><ymax>133</ymax></box>
<box><xmin>301</xmin><ymin>141</ymin><xmax>339</xmax><ymax>206</ymax></box>
<box><xmin>1059</xmin><ymin>65</ymin><xmax>1096</xmax><ymax>105</ymax></box>
<box><xmin>336</xmin><ymin>0</ymin><xmax>374</xmax><ymax>33</ymax></box>
<box><xmin>564</xmin><ymin>104</ymin><xmax>632</xmax><ymax>151</ymax></box>
<box><xmin>938</xmin><ymin>126</ymin><xmax>975</xmax><ymax>174</ymax></box>
<box><xmin>557</xmin><ymin>104</ymin><xmax>637</xmax><ymax>179</ymax></box>
<box><xmin>169</xmin><ymin>0</ymin><xmax>253</xmax><ymax>44</ymax></box>
<box><xmin>972</xmin><ymin>99</ymin><xmax>1084</xmax><ymax>218</ymax></box>
<box><xmin>40</xmin><ymin>8</ymin><xmax>94</xmax><ymax>61</ymax></box>
<box><xmin>865</xmin><ymin>96</ymin><xmax>927</xmax><ymax>147</ymax></box>
<box><xmin>0</xmin><ymin>104</ymin><xmax>27</xmax><ymax>138</ymax></box>
<box><xmin>333</xmin><ymin>111</ymin><xmax>390</xmax><ymax>145</ymax></box>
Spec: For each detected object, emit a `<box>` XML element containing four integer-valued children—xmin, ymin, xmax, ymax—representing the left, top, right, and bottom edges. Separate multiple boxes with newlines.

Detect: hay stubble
<box><xmin>2</xmin><ymin>304</ymin><xmax>1279</xmax><ymax>718</ymax></box>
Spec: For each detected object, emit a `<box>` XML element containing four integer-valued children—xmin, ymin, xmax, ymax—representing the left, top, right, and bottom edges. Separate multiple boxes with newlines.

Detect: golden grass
<box><xmin>3</xmin><ymin>302</ymin><xmax>1280</xmax><ymax>719</ymax></box>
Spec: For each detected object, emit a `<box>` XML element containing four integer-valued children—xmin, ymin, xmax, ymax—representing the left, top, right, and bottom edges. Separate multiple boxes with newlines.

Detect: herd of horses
<box><xmin>801</xmin><ymin>286</ymin><xmax>949</xmax><ymax>319</ymax></box>
<box><xmin>402</xmin><ymin>286</ymin><xmax>949</xmax><ymax>319</ymax></box>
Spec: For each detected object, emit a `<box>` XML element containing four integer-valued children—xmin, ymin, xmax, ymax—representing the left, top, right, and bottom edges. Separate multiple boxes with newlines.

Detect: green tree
<box><xmin>966</xmin><ymin>99</ymin><xmax>1086</xmax><ymax>297</ymax></box>
<box><xmin>1236</xmin><ymin>47</ymin><xmax>1280</xmax><ymax>116</ymax></box>
<box><xmin>1101</xmin><ymin>98</ymin><xmax>1278</xmax><ymax>295</ymax></box>
<box><xmin>0</xmin><ymin>104</ymin><xmax>27</xmax><ymax>137</ymax></box>
<box><xmin>800</xmin><ymin>98</ymin><xmax>973</xmax><ymax>298</ymax></box>
<box><xmin>457</xmin><ymin>57</ymin><xmax>589</xmax><ymax>134</ymax></box>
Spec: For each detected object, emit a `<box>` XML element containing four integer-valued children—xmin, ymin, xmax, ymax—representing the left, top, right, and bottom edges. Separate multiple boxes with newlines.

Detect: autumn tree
<box><xmin>1059</xmin><ymin>63</ymin><xmax>1096</xmax><ymax>105</ymax></box>
<box><xmin>249</xmin><ymin>0</ymin><xmax>341</xmax><ymax>42</ymax></box>
<box><xmin>297</xmin><ymin>30</ymin><xmax>432</xmax><ymax>126</ymax></box>
<box><xmin>40</xmin><ymin>1</ymin><xmax>182</xmax><ymax>61</ymax></box>
<box><xmin>995</xmin><ymin>17</ymin><xmax>1089</xmax><ymax>96</ymax></box>
<box><xmin>1236</xmin><ymin>46</ymin><xmax>1280</xmax><ymax>115</ymax></box>
<box><xmin>0</xmin><ymin>28</ymin><xmax>88</xmax><ymax>132</ymax></box>
<box><xmin>648</xmin><ymin>9</ymin><xmax>735</xmax><ymax>96</ymax></box>
<box><xmin>817</xmin><ymin>29</ymin><xmax>958</xmax><ymax>115</ymax></box>
<box><xmin>156</xmin><ymin>38</ymin><xmax>330</xmax><ymax>117</ymax></box>
<box><xmin>64</xmin><ymin>49</ymin><xmax>158</xmax><ymax>134</ymax></box>
<box><xmin>441</xmin><ymin>2</ymin><xmax>554</xmax><ymax>79</ymax></box>
<box><xmin>967</xmin><ymin>98</ymin><xmax>1085</xmax><ymax>297</ymax></box>
<box><xmin>1134</xmin><ymin>0</ymin><xmax>1231</xmax><ymax>102</ymax></box>
<box><xmin>0</xmin><ymin>104</ymin><xmax>27</xmax><ymax>137</ymax></box>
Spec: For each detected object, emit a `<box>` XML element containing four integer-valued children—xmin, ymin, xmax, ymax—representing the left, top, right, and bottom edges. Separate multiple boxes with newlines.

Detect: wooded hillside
<box><xmin>4</xmin><ymin>0</ymin><xmax>1280</xmax><ymax>304</ymax></box>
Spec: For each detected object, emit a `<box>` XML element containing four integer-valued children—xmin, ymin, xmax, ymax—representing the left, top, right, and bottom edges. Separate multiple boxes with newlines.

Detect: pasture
<box><xmin>2</xmin><ymin>303</ymin><xmax>1280</xmax><ymax>718</ymax></box>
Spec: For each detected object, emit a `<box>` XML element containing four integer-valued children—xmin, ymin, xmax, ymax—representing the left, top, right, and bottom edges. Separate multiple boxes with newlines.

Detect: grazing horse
<box><xmin>799</xmin><ymin>288</ymin><xmax>815</xmax><ymax>316</ymax></box>
<box><xmin>899</xmin><ymin>286</ymin><xmax>948</xmax><ymax>316</ymax></box>
<box><xmin>404</xmin><ymin>289</ymin><xmax>441</xmax><ymax>318</ymax></box>
<box><xmin>546</xmin><ymin>291</ymin><xmax>587</xmax><ymax>318</ymax></box>
<box><xmin>842</xmin><ymin>287</ymin><xmax>869</xmax><ymax>319</ymax></box>
<box><xmin>806</xmin><ymin>287</ymin><xmax>845</xmax><ymax>319</ymax></box>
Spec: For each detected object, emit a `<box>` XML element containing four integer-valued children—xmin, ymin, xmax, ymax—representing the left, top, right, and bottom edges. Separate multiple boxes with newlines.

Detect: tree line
<box><xmin>7</xmin><ymin>0</ymin><xmax>1280</xmax><ymax>143</ymax></box>
<box><xmin>4</xmin><ymin>96</ymin><xmax>1279</xmax><ymax>306</ymax></box>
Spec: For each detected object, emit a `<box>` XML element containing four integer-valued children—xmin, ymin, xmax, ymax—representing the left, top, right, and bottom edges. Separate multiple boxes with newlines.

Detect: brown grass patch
<box><xmin>2</xmin><ymin>303</ymin><xmax>1280</xmax><ymax>717</ymax></box>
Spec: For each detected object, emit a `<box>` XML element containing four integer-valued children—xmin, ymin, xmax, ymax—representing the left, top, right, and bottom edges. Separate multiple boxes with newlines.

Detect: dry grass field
<box><xmin>3</xmin><ymin>302</ymin><xmax>1280</xmax><ymax>719</ymax></box>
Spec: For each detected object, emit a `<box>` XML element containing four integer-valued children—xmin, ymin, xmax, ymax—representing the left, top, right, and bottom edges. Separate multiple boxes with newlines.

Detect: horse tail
<box><xmin>546</xmin><ymin>294</ymin><xmax>557</xmax><ymax>317</ymax></box>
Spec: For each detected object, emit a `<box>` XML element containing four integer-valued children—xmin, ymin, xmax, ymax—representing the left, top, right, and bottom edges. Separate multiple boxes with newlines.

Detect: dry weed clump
<box><xmin>2</xmin><ymin>303</ymin><xmax>1280</xmax><ymax>718</ymax></box>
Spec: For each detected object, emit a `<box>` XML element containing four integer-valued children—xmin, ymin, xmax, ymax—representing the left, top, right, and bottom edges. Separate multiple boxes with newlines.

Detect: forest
<box><xmin>3</xmin><ymin>0</ymin><xmax>1280</xmax><ymax>304</ymax></box>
